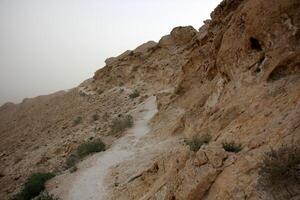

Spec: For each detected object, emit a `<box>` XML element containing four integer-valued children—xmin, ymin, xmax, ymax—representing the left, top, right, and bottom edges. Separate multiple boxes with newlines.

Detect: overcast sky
<box><xmin>0</xmin><ymin>0</ymin><xmax>221</xmax><ymax>105</ymax></box>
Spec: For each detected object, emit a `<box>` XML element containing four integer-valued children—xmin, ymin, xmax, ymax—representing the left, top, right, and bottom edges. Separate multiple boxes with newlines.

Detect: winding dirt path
<box><xmin>48</xmin><ymin>96</ymin><xmax>157</xmax><ymax>200</ymax></box>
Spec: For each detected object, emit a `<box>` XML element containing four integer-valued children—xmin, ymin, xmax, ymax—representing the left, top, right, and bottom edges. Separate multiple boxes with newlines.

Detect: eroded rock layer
<box><xmin>0</xmin><ymin>0</ymin><xmax>299</xmax><ymax>199</ymax></box>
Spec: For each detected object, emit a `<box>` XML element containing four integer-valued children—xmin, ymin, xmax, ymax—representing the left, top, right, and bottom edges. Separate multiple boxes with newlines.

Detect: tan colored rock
<box><xmin>202</xmin><ymin>144</ymin><xmax>227</xmax><ymax>168</ymax></box>
<box><xmin>193</xmin><ymin>150</ymin><xmax>208</xmax><ymax>167</ymax></box>
<box><xmin>175</xmin><ymin>165</ymin><xmax>218</xmax><ymax>200</ymax></box>
<box><xmin>133</xmin><ymin>41</ymin><xmax>157</xmax><ymax>54</ymax></box>
<box><xmin>1</xmin><ymin>0</ymin><xmax>300</xmax><ymax>199</ymax></box>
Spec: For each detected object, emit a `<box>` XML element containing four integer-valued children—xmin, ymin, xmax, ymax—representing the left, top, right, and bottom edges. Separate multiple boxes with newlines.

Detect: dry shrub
<box><xmin>110</xmin><ymin>114</ymin><xmax>133</xmax><ymax>134</ymax></box>
<box><xmin>185</xmin><ymin>134</ymin><xmax>211</xmax><ymax>152</ymax></box>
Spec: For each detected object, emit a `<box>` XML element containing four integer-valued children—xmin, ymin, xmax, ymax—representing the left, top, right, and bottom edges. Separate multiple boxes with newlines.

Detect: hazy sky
<box><xmin>0</xmin><ymin>0</ymin><xmax>221</xmax><ymax>105</ymax></box>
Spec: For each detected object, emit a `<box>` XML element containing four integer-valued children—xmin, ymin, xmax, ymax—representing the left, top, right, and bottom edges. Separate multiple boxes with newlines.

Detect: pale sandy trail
<box><xmin>48</xmin><ymin>96</ymin><xmax>157</xmax><ymax>200</ymax></box>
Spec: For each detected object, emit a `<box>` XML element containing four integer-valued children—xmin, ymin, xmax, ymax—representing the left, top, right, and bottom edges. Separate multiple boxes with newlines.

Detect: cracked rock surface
<box><xmin>0</xmin><ymin>0</ymin><xmax>299</xmax><ymax>199</ymax></box>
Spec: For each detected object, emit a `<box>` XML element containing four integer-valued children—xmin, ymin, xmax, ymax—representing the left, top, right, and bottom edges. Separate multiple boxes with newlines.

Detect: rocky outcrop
<box><xmin>104</xmin><ymin>0</ymin><xmax>300</xmax><ymax>199</ymax></box>
<box><xmin>0</xmin><ymin>0</ymin><xmax>299</xmax><ymax>199</ymax></box>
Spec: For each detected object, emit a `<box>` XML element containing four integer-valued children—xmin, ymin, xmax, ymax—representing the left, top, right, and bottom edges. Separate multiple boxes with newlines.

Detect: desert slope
<box><xmin>0</xmin><ymin>0</ymin><xmax>300</xmax><ymax>199</ymax></box>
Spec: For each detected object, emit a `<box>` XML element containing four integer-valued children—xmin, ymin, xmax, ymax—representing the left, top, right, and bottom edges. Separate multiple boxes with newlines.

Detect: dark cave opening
<box><xmin>250</xmin><ymin>37</ymin><xmax>262</xmax><ymax>51</ymax></box>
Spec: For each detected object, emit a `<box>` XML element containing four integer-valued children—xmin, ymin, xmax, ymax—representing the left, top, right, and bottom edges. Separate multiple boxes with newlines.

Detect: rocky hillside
<box><xmin>0</xmin><ymin>0</ymin><xmax>299</xmax><ymax>199</ymax></box>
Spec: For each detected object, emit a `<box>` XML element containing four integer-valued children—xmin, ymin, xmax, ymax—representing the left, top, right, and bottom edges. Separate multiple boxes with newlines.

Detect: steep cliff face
<box><xmin>0</xmin><ymin>0</ymin><xmax>299</xmax><ymax>199</ymax></box>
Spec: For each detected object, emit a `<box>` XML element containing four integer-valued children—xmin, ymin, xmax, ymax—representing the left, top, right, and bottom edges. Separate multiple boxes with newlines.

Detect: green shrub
<box><xmin>110</xmin><ymin>114</ymin><xmax>133</xmax><ymax>133</ymax></box>
<box><xmin>222</xmin><ymin>141</ymin><xmax>242</xmax><ymax>153</ymax></box>
<box><xmin>12</xmin><ymin>173</ymin><xmax>55</xmax><ymax>200</ymax></box>
<box><xmin>129</xmin><ymin>90</ymin><xmax>139</xmax><ymax>99</ymax></box>
<box><xmin>73</xmin><ymin>116</ymin><xmax>82</xmax><ymax>126</ymax></box>
<box><xmin>65</xmin><ymin>139</ymin><xmax>106</xmax><ymax>170</ymax></box>
<box><xmin>76</xmin><ymin>139</ymin><xmax>106</xmax><ymax>158</ymax></box>
<box><xmin>258</xmin><ymin>146</ymin><xmax>300</xmax><ymax>188</ymax></box>
<box><xmin>185</xmin><ymin>134</ymin><xmax>211</xmax><ymax>152</ymax></box>
<box><xmin>65</xmin><ymin>154</ymin><xmax>78</xmax><ymax>169</ymax></box>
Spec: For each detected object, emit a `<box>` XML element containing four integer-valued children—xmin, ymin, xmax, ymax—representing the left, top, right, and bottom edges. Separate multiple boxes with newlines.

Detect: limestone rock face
<box><xmin>104</xmin><ymin>0</ymin><xmax>300</xmax><ymax>199</ymax></box>
<box><xmin>0</xmin><ymin>0</ymin><xmax>299</xmax><ymax>199</ymax></box>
